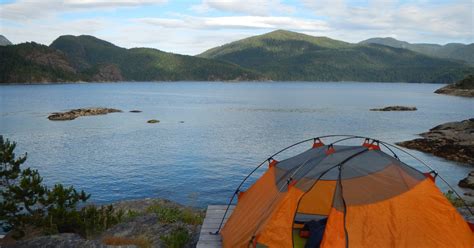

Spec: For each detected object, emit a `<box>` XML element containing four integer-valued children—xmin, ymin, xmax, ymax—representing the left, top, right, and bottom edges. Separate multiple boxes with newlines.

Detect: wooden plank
<box><xmin>207</xmin><ymin>205</ymin><xmax>235</xmax><ymax>210</ymax></box>
<box><xmin>197</xmin><ymin>205</ymin><xmax>235</xmax><ymax>248</ymax></box>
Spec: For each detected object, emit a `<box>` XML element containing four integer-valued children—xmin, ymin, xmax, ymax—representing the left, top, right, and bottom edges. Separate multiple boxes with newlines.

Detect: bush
<box><xmin>160</xmin><ymin>227</ymin><xmax>190</xmax><ymax>248</ymax></box>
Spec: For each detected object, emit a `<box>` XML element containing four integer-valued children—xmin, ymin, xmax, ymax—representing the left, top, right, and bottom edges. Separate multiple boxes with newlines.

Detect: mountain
<box><xmin>360</xmin><ymin>37</ymin><xmax>474</xmax><ymax>65</ymax></box>
<box><xmin>199</xmin><ymin>30</ymin><xmax>473</xmax><ymax>83</ymax></box>
<box><xmin>0</xmin><ymin>35</ymin><xmax>263</xmax><ymax>83</ymax></box>
<box><xmin>50</xmin><ymin>35</ymin><xmax>263</xmax><ymax>82</ymax></box>
<box><xmin>2</xmin><ymin>30</ymin><xmax>473</xmax><ymax>84</ymax></box>
<box><xmin>0</xmin><ymin>35</ymin><xmax>12</xmax><ymax>46</ymax></box>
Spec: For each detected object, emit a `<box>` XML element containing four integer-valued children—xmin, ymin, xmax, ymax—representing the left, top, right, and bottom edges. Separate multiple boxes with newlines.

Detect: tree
<box><xmin>0</xmin><ymin>135</ymin><xmax>90</xmax><ymax>238</ymax></box>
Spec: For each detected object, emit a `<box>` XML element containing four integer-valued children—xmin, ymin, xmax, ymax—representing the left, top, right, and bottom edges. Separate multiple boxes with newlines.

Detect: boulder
<box><xmin>459</xmin><ymin>171</ymin><xmax>474</xmax><ymax>189</ymax></box>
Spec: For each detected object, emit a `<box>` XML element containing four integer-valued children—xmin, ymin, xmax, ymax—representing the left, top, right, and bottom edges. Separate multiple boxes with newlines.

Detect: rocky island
<box><xmin>435</xmin><ymin>75</ymin><xmax>474</xmax><ymax>97</ymax></box>
<box><xmin>48</xmin><ymin>108</ymin><xmax>122</xmax><ymax>121</ymax></box>
<box><xmin>370</xmin><ymin>106</ymin><xmax>417</xmax><ymax>111</ymax></box>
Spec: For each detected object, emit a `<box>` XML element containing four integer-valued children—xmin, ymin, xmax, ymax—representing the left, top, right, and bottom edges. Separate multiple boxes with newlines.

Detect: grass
<box><xmin>103</xmin><ymin>235</ymin><xmax>152</xmax><ymax>248</ymax></box>
<box><xmin>146</xmin><ymin>203</ymin><xmax>204</xmax><ymax>225</ymax></box>
<box><xmin>160</xmin><ymin>227</ymin><xmax>190</xmax><ymax>248</ymax></box>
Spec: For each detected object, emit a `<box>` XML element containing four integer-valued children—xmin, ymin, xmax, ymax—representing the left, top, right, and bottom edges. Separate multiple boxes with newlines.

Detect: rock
<box><xmin>147</xmin><ymin>119</ymin><xmax>160</xmax><ymax>124</ymax></box>
<box><xmin>48</xmin><ymin>108</ymin><xmax>122</xmax><ymax>121</ymax></box>
<box><xmin>459</xmin><ymin>171</ymin><xmax>474</xmax><ymax>189</ymax></box>
<box><xmin>101</xmin><ymin>198</ymin><xmax>203</xmax><ymax>248</ymax></box>
<box><xmin>464</xmin><ymin>192</ymin><xmax>474</xmax><ymax>197</ymax></box>
<box><xmin>12</xmin><ymin>233</ymin><xmax>104</xmax><ymax>248</ymax></box>
<box><xmin>435</xmin><ymin>75</ymin><xmax>474</xmax><ymax>97</ymax></box>
<box><xmin>129</xmin><ymin>110</ymin><xmax>142</xmax><ymax>113</ymax></box>
<box><xmin>370</xmin><ymin>106</ymin><xmax>417</xmax><ymax>111</ymax></box>
<box><xmin>92</xmin><ymin>64</ymin><xmax>124</xmax><ymax>82</ymax></box>
<box><xmin>396</xmin><ymin>118</ymin><xmax>474</xmax><ymax>165</ymax></box>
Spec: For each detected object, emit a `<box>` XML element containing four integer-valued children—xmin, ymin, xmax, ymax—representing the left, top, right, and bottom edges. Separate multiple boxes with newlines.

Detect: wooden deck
<box><xmin>197</xmin><ymin>205</ymin><xmax>235</xmax><ymax>248</ymax></box>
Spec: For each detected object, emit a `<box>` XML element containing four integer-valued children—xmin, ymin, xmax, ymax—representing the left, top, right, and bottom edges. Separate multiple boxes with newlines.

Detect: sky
<box><xmin>0</xmin><ymin>0</ymin><xmax>472</xmax><ymax>55</ymax></box>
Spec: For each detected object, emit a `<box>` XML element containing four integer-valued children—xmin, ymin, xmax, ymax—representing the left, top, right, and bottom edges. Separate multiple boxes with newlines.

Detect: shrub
<box><xmin>160</xmin><ymin>227</ymin><xmax>190</xmax><ymax>248</ymax></box>
<box><xmin>80</xmin><ymin>205</ymin><xmax>124</xmax><ymax>238</ymax></box>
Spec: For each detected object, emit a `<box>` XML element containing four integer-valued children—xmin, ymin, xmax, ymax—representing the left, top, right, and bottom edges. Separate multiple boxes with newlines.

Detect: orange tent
<box><xmin>219</xmin><ymin>136</ymin><xmax>474</xmax><ymax>248</ymax></box>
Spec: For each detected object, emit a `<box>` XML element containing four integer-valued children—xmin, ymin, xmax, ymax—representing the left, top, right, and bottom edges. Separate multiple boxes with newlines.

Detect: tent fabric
<box><xmin>221</xmin><ymin>143</ymin><xmax>474</xmax><ymax>248</ymax></box>
<box><xmin>323</xmin><ymin>178</ymin><xmax>473</xmax><ymax>248</ymax></box>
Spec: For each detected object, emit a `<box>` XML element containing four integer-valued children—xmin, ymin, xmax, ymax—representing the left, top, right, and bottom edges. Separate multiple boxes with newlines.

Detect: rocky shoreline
<box><xmin>48</xmin><ymin>108</ymin><xmax>122</xmax><ymax>121</ymax></box>
<box><xmin>434</xmin><ymin>75</ymin><xmax>474</xmax><ymax>97</ymax></box>
<box><xmin>2</xmin><ymin>198</ymin><xmax>204</xmax><ymax>248</ymax></box>
<box><xmin>396</xmin><ymin>119</ymin><xmax>474</xmax><ymax>189</ymax></box>
<box><xmin>396</xmin><ymin>119</ymin><xmax>474</xmax><ymax>165</ymax></box>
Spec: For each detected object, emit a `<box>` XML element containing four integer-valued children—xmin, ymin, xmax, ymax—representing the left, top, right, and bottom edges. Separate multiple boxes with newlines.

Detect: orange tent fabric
<box><xmin>220</xmin><ymin>141</ymin><xmax>474</xmax><ymax>248</ymax></box>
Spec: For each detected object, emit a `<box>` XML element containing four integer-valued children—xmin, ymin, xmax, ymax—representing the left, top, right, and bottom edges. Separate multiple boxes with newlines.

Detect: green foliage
<box><xmin>0</xmin><ymin>135</ymin><xmax>123</xmax><ymax>239</ymax></box>
<box><xmin>79</xmin><ymin>205</ymin><xmax>124</xmax><ymax>238</ymax></box>
<box><xmin>160</xmin><ymin>227</ymin><xmax>190</xmax><ymax>248</ymax></box>
<box><xmin>147</xmin><ymin>203</ymin><xmax>203</xmax><ymax>225</ymax></box>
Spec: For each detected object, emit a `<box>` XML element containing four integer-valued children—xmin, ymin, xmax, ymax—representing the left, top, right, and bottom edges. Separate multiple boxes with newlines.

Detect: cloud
<box><xmin>191</xmin><ymin>0</ymin><xmax>295</xmax><ymax>16</ymax></box>
<box><xmin>301</xmin><ymin>0</ymin><xmax>473</xmax><ymax>40</ymax></box>
<box><xmin>0</xmin><ymin>0</ymin><xmax>167</xmax><ymax>20</ymax></box>
<box><xmin>135</xmin><ymin>16</ymin><xmax>329</xmax><ymax>31</ymax></box>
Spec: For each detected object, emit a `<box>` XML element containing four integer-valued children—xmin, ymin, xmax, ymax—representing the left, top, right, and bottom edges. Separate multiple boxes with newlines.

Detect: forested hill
<box><xmin>0</xmin><ymin>35</ymin><xmax>263</xmax><ymax>83</ymax></box>
<box><xmin>199</xmin><ymin>30</ymin><xmax>473</xmax><ymax>83</ymax></box>
<box><xmin>360</xmin><ymin>37</ymin><xmax>474</xmax><ymax>65</ymax></box>
<box><xmin>1</xmin><ymin>30</ymin><xmax>473</xmax><ymax>84</ymax></box>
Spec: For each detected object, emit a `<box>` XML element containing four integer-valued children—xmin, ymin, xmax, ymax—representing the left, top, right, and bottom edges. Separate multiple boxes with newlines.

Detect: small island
<box><xmin>147</xmin><ymin>119</ymin><xmax>160</xmax><ymax>124</ymax></box>
<box><xmin>48</xmin><ymin>108</ymin><xmax>122</xmax><ymax>121</ymax></box>
<box><xmin>435</xmin><ymin>75</ymin><xmax>474</xmax><ymax>97</ymax></box>
<box><xmin>370</xmin><ymin>106</ymin><xmax>417</xmax><ymax>111</ymax></box>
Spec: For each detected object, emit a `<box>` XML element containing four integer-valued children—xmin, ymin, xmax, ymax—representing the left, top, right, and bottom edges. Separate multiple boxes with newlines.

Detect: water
<box><xmin>0</xmin><ymin>82</ymin><xmax>473</xmax><ymax>207</ymax></box>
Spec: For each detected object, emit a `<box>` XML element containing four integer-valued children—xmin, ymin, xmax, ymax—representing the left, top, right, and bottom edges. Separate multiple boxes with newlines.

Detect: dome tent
<box><xmin>216</xmin><ymin>135</ymin><xmax>474</xmax><ymax>248</ymax></box>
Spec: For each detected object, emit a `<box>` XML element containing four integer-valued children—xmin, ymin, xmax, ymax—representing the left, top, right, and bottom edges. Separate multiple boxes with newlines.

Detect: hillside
<box><xmin>0</xmin><ymin>42</ymin><xmax>81</xmax><ymax>83</ymax></box>
<box><xmin>360</xmin><ymin>37</ymin><xmax>474</xmax><ymax>65</ymax></box>
<box><xmin>0</xmin><ymin>35</ymin><xmax>263</xmax><ymax>83</ymax></box>
<box><xmin>0</xmin><ymin>35</ymin><xmax>12</xmax><ymax>46</ymax></box>
<box><xmin>49</xmin><ymin>35</ymin><xmax>263</xmax><ymax>82</ymax></box>
<box><xmin>199</xmin><ymin>30</ymin><xmax>473</xmax><ymax>83</ymax></box>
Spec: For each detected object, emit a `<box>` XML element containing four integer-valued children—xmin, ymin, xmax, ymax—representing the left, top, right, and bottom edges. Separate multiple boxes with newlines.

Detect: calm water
<box><xmin>0</xmin><ymin>82</ymin><xmax>473</xmax><ymax>207</ymax></box>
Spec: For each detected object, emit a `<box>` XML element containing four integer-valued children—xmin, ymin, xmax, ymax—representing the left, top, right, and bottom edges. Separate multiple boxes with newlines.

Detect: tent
<box><xmin>218</xmin><ymin>136</ymin><xmax>474</xmax><ymax>248</ymax></box>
